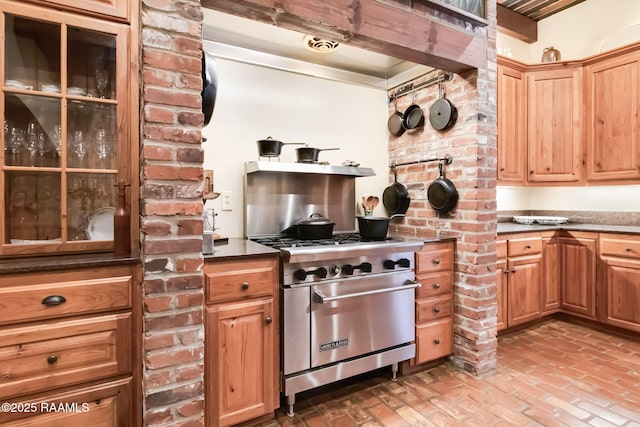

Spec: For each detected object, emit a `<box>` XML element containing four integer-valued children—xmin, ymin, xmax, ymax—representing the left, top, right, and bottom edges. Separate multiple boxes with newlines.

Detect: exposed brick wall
<box><xmin>140</xmin><ymin>0</ymin><xmax>205</xmax><ymax>425</ymax></box>
<box><xmin>387</xmin><ymin>3</ymin><xmax>498</xmax><ymax>375</ymax></box>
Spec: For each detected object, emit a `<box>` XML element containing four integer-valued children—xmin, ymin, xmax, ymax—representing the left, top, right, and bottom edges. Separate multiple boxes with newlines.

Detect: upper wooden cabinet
<box><xmin>0</xmin><ymin>1</ymin><xmax>137</xmax><ymax>256</ymax></box>
<box><xmin>526</xmin><ymin>66</ymin><xmax>583</xmax><ymax>182</ymax></box>
<box><xmin>22</xmin><ymin>0</ymin><xmax>130</xmax><ymax>21</ymax></box>
<box><xmin>584</xmin><ymin>50</ymin><xmax>640</xmax><ymax>181</ymax></box>
<box><xmin>497</xmin><ymin>60</ymin><xmax>526</xmax><ymax>184</ymax></box>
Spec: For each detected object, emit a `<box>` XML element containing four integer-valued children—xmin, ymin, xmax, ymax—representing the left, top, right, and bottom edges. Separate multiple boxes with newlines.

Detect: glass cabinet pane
<box><xmin>68</xmin><ymin>27</ymin><xmax>116</xmax><ymax>99</ymax></box>
<box><xmin>5</xmin><ymin>172</ymin><xmax>61</xmax><ymax>243</ymax></box>
<box><xmin>4</xmin><ymin>15</ymin><xmax>61</xmax><ymax>92</ymax></box>
<box><xmin>4</xmin><ymin>94</ymin><xmax>61</xmax><ymax>167</ymax></box>
<box><xmin>67</xmin><ymin>173</ymin><xmax>116</xmax><ymax>241</ymax></box>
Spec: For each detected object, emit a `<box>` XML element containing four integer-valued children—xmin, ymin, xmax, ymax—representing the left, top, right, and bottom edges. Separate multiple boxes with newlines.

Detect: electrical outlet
<box><xmin>221</xmin><ymin>191</ymin><xmax>232</xmax><ymax>211</ymax></box>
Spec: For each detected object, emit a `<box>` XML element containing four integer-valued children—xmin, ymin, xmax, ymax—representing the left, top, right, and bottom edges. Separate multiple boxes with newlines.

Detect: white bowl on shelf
<box><xmin>41</xmin><ymin>84</ymin><xmax>61</xmax><ymax>93</ymax></box>
<box><xmin>5</xmin><ymin>79</ymin><xmax>26</xmax><ymax>89</ymax></box>
<box><xmin>67</xmin><ymin>86</ymin><xmax>86</xmax><ymax>96</ymax></box>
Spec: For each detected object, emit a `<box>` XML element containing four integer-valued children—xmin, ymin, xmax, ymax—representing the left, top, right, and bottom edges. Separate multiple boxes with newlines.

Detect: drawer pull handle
<box><xmin>47</xmin><ymin>355</ymin><xmax>58</xmax><ymax>364</ymax></box>
<box><xmin>525</xmin><ymin>245</ymin><xmax>531</xmax><ymax>249</ymax></box>
<box><xmin>434</xmin><ymin>339</ymin><xmax>441</xmax><ymax>345</ymax></box>
<box><xmin>511</xmin><ymin>270</ymin><xmax>517</xmax><ymax>274</ymax></box>
<box><xmin>433</xmin><ymin>283</ymin><xmax>441</xmax><ymax>289</ymax></box>
<box><xmin>433</xmin><ymin>259</ymin><xmax>441</xmax><ymax>265</ymax></box>
<box><xmin>626</xmin><ymin>248</ymin><xmax>632</xmax><ymax>252</ymax></box>
<box><xmin>41</xmin><ymin>295</ymin><xmax>67</xmax><ymax>306</ymax></box>
<box><xmin>433</xmin><ymin>307</ymin><xmax>440</xmax><ymax>313</ymax></box>
<box><xmin>265</xmin><ymin>316</ymin><xmax>273</xmax><ymax>325</ymax></box>
<box><xmin>241</xmin><ymin>283</ymin><xmax>250</xmax><ymax>290</ymax></box>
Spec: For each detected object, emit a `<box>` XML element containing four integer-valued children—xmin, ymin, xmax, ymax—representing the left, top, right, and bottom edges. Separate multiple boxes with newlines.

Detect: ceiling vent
<box><xmin>303</xmin><ymin>35</ymin><xmax>341</xmax><ymax>53</ymax></box>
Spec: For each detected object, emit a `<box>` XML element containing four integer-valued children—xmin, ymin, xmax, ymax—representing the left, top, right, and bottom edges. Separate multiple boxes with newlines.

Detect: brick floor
<box><xmin>264</xmin><ymin>319</ymin><xmax>640</xmax><ymax>426</ymax></box>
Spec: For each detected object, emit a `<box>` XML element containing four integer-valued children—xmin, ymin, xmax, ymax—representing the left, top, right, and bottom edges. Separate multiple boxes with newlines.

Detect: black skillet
<box><xmin>382</xmin><ymin>167</ymin><xmax>410</xmax><ymax>215</ymax></box>
<box><xmin>429</xmin><ymin>80</ymin><xmax>457</xmax><ymax>131</ymax></box>
<box><xmin>427</xmin><ymin>162</ymin><xmax>458</xmax><ymax>214</ymax></box>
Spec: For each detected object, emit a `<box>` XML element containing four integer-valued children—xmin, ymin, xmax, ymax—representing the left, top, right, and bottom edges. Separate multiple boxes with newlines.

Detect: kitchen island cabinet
<box><xmin>204</xmin><ymin>253</ymin><xmax>279</xmax><ymax>427</ymax></box>
<box><xmin>598</xmin><ymin>233</ymin><xmax>640</xmax><ymax>332</ymax></box>
<box><xmin>0</xmin><ymin>263</ymin><xmax>140</xmax><ymax>426</ymax></box>
<box><xmin>412</xmin><ymin>241</ymin><xmax>454</xmax><ymax>365</ymax></box>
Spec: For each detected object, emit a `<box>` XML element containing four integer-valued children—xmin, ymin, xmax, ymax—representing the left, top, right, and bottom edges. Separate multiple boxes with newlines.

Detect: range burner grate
<box><xmin>253</xmin><ymin>233</ymin><xmax>384</xmax><ymax>249</ymax></box>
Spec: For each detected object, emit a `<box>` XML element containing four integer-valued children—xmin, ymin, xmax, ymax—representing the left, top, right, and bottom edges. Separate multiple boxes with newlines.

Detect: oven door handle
<box><xmin>313</xmin><ymin>280</ymin><xmax>421</xmax><ymax>304</ymax></box>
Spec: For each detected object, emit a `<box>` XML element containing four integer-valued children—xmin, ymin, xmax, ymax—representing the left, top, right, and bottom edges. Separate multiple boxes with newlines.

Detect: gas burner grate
<box><xmin>252</xmin><ymin>233</ymin><xmax>376</xmax><ymax>249</ymax></box>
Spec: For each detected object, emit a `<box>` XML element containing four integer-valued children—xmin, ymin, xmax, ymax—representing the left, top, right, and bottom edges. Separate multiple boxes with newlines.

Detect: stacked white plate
<box><xmin>513</xmin><ymin>216</ymin><xmax>569</xmax><ymax>225</ymax></box>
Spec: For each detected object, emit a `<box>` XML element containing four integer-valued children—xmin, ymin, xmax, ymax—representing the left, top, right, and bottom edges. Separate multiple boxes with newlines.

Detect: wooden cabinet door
<box><xmin>542</xmin><ymin>235</ymin><xmax>561</xmax><ymax>314</ymax></box>
<box><xmin>25</xmin><ymin>0</ymin><xmax>131</xmax><ymax>21</ymax></box>
<box><xmin>507</xmin><ymin>255</ymin><xmax>542</xmax><ymax>327</ymax></box>
<box><xmin>496</xmin><ymin>258</ymin><xmax>508</xmax><ymax>331</ymax></box>
<box><xmin>497</xmin><ymin>62</ymin><xmax>526</xmax><ymax>183</ymax></box>
<box><xmin>206</xmin><ymin>298</ymin><xmax>277</xmax><ymax>427</ymax></box>
<box><xmin>527</xmin><ymin>67</ymin><xmax>583</xmax><ymax>182</ymax></box>
<box><xmin>585</xmin><ymin>51</ymin><xmax>640</xmax><ymax>181</ymax></box>
<box><xmin>560</xmin><ymin>236</ymin><xmax>597</xmax><ymax>319</ymax></box>
<box><xmin>600</xmin><ymin>258</ymin><xmax>640</xmax><ymax>332</ymax></box>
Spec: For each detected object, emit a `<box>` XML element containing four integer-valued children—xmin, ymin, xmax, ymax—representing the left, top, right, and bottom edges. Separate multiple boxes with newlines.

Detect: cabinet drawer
<box><xmin>416</xmin><ymin>242</ymin><xmax>453</xmax><ymax>274</ymax></box>
<box><xmin>0</xmin><ymin>377</ymin><xmax>132</xmax><ymax>426</ymax></box>
<box><xmin>508</xmin><ymin>237</ymin><xmax>542</xmax><ymax>257</ymax></box>
<box><xmin>600</xmin><ymin>236</ymin><xmax>640</xmax><ymax>259</ymax></box>
<box><xmin>416</xmin><ymin>271</ymin><xmax>452</xmax><ymax>298</ymax></box>
<box><xmin>0</xmin><ymin>269</ymin><xmax>133</xmax><ymax>326</ymax></box>
<box><xmin>205</xmin><ymin>257</ymin><xmax>278</xmax><ymax>304</ymax></box>
<box><xmin>0</xmin><ymin>313</ymin><xmax>131</xmax><ymax>398</ymax></box>
<box><xmin>415</xmin><ymin>318</ymin><xmax>452</xmax><ymax>364</ymax></box>
<box><xmin>416</xmin><ymin>295</ymin><xmax>452</xmax><ymax>323</ymax></box>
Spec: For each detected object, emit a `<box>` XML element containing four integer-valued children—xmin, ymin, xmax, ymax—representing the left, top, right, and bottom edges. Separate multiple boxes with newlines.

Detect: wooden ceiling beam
<box><xmin>497</xmin><ymin>4</ymin><xmax>537</xmax><ymax>43</ymax></box>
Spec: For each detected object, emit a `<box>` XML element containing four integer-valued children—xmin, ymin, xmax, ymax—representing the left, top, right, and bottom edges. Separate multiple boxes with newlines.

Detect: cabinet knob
<box><xmin>511</xmin><ymin>270</ymin><xmax>517</xmax><ymax>274</ymax></box>
<box><xmin>47</xmin><ymin>355</ymin><xmax>58</xmax><ymax>364</ymax></box>
<box><xmin>499</xmin><ymin>167</ymin><xmax>505</xmax><ymax>172</ymax></box>
<box><xmin>434</xmin><ymin>339</ymin><xmax>441</xmax><ymax>345</ymax></box>
<box><xmin>241</xmin><ymin>282</ymin><xmax>249</xmax><ymax>290</ymax></box>
<box><xmin>41</xmin><ymin>295</ymin><xmax>67</xmax><ymax>306</ymax></box>
<box><xmin>626</xmin><ymin>248</ymin><xmax>632</xmax><ymax>252</ymax></box>
<box><xmin>433</xmin><ymin>259</ymin><xmax>440</xmax><ymax>265</ymax></box>
<box><xmin>265</xmin><ymin>316</ymin><xmax>273</xmax><ymax>325</ymax></box>
<box><xmin>433</xmin><ymin>307</ymin><xmax>440</xmax><ymax>313</ymax></box>
<box><xmin>525</xmin><ymin>245</ymin><xmax>531</xmax><ymax>249</ymax></box>
<box><xmin>530</xmin><ymin>170</ymin><xmax>534</xmax><ymax>174</ymax></box>
<box><xmin>433</xmin><ymin>283</ymin><xmax>441</xmax><ymax>289</ymax></box>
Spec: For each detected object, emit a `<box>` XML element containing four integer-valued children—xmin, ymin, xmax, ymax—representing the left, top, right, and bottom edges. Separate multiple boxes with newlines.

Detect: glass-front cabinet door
<box><xmin>1</xmin><ymin>2</ymin><xmax>130</xmax><ymax>256</ymax></box>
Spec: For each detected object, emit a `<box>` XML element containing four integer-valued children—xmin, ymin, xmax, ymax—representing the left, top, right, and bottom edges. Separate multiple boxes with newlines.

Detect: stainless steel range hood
<box><xmin>245</xmin><ymin>160</ymin><xmax>375</xmax><ymax>177</ymax></box>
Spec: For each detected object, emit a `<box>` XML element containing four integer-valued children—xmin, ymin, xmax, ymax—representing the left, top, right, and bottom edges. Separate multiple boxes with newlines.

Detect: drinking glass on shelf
<box><xmin>71</xmin><ymin>129</ymin><xmax>88</xmax><ymax>167</ymax></box>
<box><xmin>94</xmin><ymin>126</ymin><xmax>113</xmax><ymax>169</ymax></box>
<box><xmin>8</xmin><ymin>127</ymin><xmax>26</xmax><ymax>166</ymax></box>
<box><xmin>51</xmin><ymin>124</ymin><xmax>62</xmax><ymax>155</ymax></box>
<box><xmin>95</xmin><ymin>68</ymin><xmax>109</xmax><ymax>98</ymax></box>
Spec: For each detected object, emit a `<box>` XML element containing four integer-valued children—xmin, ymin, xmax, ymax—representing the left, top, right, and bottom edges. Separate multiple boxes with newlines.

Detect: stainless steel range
<box><xmin>245</xmin><ymin>161</ymin><xmax>424</xmax><ymax>416</ymax></box>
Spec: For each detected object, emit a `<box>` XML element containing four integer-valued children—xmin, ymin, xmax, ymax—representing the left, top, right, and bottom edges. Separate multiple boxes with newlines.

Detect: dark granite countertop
<box><xmin>0</xmin><ymin>252</ymin><xmax>140</xmax><ymax>275</ymax></box>
<box><xmin>204</xmin><ymin>238</ymin><xmax>280</xmax><ymax>261</ymax></box>
<box><xmin>498</xmin><ymin>222</ymin><xmax>640</xmax><ymax>235</ymax></box>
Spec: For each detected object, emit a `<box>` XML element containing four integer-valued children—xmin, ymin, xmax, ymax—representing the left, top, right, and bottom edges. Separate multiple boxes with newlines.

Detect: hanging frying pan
<box><xmin>387</xmin><ymin>97</ymin><xmax>405</xmax><ymax>137</ymax></box>
<box><xmin>402</xmin><ymin>91</ymin><xmax>425</xmax><ymax>130</ymax></box>
<box><xmin>382</xmin><ymin>167</ymin><xmax>411</xmax><ymax>215</ymax></box>
<box><xmin>201</xmin><ymin>52</ymin><xmax>218</xmax><ymax>126</ymax></box>
<box><xmin>429</xmin><ymin>80</ymin><xmax>457</xmax><ymax>131</ymax></box>
<box><xmin>427</xmin><ymin>162</ymin><xmax>458</xmax><ymax>214</ymax></box>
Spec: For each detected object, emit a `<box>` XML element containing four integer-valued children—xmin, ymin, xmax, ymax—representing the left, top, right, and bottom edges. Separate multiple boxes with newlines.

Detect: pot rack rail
<box><xmin>390</xmin><ymin>154</ymin><xmax>453</xmax><ymax>171</ymax></box>
<box><xmin>388</xmin><ymin>71</ymin><xmax>453</xmax><ymax>102</ymax></box>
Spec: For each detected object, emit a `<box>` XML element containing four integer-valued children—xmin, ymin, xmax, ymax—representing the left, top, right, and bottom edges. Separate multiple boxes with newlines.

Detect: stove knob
<box><xmin>383</xmin><ymin>259</ymin><xmax>396</xmax><ymax>270</ymax></box>
<box><xmin>329</xmin><ymin>264</ymin><xmax>341</xmax><ymax>275</ymax></box>
<box><xmin>315</xmin><ymin>267</ymin><xmax>328</xmax><ymax>279</ymax></box>
<box><xmin>398</xmin><ymin>258</ymin><xmax>410</xmax><ymax>268</ymax></box>
<box><xmin>342</xmin><ymin>264</ymin><xmax>354</xmax><ymax>275</ymax></box>
<box><xmin>294</xmin><ymin>269</ymin><xmax>307</xmax><ymax>281</ymax></box>
<box><xmin>361</xmin><ymin>262</ymin><xmax>373</xmax><ymax>273</ymax></box>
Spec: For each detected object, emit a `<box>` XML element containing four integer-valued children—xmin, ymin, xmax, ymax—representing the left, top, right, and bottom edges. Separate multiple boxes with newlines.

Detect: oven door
<box><xmin>310</xmin><ymin>271</ymin><xmax>418</xmax><ymax>369</ymax></box>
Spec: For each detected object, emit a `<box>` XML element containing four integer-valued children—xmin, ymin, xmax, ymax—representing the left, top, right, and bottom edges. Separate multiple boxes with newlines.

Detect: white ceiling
<box><xmin>201</xmin><ymin>8</ymin><xmax>431</xmax><ymax>89</ymax></box>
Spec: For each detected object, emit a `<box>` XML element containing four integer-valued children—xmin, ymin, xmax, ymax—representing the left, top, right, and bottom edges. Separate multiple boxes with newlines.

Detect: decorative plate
<box><xmin>87</xmin><ymin>206</ymin><xmax>115</xmax><ymax>240</ymax></box>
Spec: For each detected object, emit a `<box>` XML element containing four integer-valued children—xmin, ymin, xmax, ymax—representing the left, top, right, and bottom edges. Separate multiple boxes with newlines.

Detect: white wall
<box><xmin>498</xmin><ymin>0</ymin><xmax>640</xmax><ymax>63</ymax></box>
<box><xmin>202</xmin><ymin>56</ymin><xmax>390</xmax><ymax>238</ymax></box>
<box><xmin>496</xmin><ymin>0</ymin><xmax>640</xmax><ymax>214</ymax></box>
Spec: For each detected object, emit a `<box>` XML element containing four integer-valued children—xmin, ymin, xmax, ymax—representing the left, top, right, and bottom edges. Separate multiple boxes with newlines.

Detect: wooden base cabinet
<box><xmin>412</xmin><ymin>241</ymin><xmax>454</xmax><ymax>365</ymax></box>
<box><xmin>599</xmin><ymin>234</ymin><xmax>640</xmax><ymax>332</ymax></box>
<box><xmin>204</xmin><ymin>256</ymin><xmax>279</xmax><ymax>427</ymax></box>
<box><xmin>560</xmin><ymin>233</ymin><xmax>597</xmax><ymax>319</ymax></box>
<box><xmin>0</xmin><ymin>264</ymin><xmax>140</xmax><ymax>426</ymax></box>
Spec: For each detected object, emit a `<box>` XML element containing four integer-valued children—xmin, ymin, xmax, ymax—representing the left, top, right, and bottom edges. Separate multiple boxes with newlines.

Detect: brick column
<box><xmin>140</xmin><ymin>0</ymin><xmax>205</xmax><ymax>425</ymax></box>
